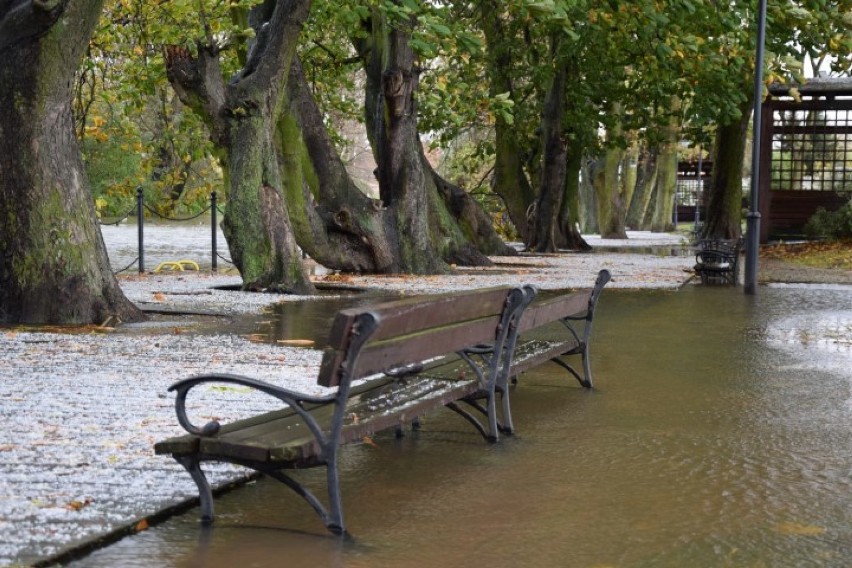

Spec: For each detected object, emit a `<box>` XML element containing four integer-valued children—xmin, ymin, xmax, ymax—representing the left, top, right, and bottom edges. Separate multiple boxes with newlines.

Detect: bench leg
<box><xmin>175</xmin><ymin>456</ymin><xmax>214</xmax><ymax>524</ymax></box>
<box><xmin>551</xmin><ymin>357</ymin><xmax>592</xmax><ymax>388</ymax></box>
<box><xmin>498</xmin><ymin>387</ymin><xmax>514</xmax><ymax>435</ymax></box>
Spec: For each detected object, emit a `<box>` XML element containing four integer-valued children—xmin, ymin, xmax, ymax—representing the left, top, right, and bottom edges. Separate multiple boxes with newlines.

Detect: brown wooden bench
<box><xmin>154</xmin><ymin>285</ymin><xmax>535</xmax><ymax>536</ymax></box>
<box><xmin>507</xmin><ymin>269</ymin><xmax>611</xmax><ymax>390</ymax></box>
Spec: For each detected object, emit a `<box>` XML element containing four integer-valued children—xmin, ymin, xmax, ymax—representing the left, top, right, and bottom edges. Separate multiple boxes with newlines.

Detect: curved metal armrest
<box><xmin>168</xmin><ymin>373</ymin><xmax>335</xmax><ymax>437</ymax></box>
<box><xmin>465</xmin><ymin>344</ymin><xmax>496</xmax><ymax>355</ymax></box>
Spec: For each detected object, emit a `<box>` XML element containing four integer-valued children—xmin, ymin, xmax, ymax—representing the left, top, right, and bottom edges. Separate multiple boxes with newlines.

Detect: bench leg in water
<box><xmin>175</xmin><ymin>456</ymin><xmax>214</xmax><ymax>524</ymax></box>
<box><xmin>175</xmin><ymin>454</ymin><xmax>350</xmax><ymax>536</ymax></box>
<box><xmin>551</xmin><ymin>356</ymin><xmax>593</xmax><ymax>389</ymax></box>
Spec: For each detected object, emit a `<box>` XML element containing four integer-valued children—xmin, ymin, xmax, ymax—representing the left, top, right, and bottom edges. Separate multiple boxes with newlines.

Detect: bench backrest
<box><xmin>516</xmin><ymin>269</ymin><xmax>611</xmax><ymax>335</ymax></box>
<box><xmin>317</xmin><ymin>286</ymin><xmax>532</xmax><ymax>388</ymax></box>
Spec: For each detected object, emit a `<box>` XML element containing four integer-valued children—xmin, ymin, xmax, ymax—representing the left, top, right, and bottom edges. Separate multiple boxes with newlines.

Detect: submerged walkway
<box><xmin>0</xmin><ymin>230</ymin><xmax>696</xmax><ymax>566</ymax></box>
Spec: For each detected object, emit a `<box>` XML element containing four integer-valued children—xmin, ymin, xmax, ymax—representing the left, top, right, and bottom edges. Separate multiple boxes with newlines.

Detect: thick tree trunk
<box><xmin>651</xmin><ymin>149</ymin><xmax>677</xmax><ymax>232</ymax></box>
<box><xmin>165</xmin><ymin>0</ymin><xmax>314</xmax><ymax>293</ymax></box>
<box><xmin>555</xmin><ymin>143</ymin><xmax>592</xmax><ymax>250</ymax></box>
<box><xmin>374</xmin><ymin>14</ymin><xmax>445</xmax><ymax>273</ymax></box>
<box><xmin>482</xmin><ymin>0</ymin><xmax>535</xmax><ymax>244</ymax></box>
<box><xmin>703</xmin><ymin>101</ymin><xmax>751</xmax><ymax>239</ymax></box>
<box><xmin>356</xmin><ymin>5</ymin><xmax>503</xmax><ymax>271</ymax></box>
<box><xmin>530</xmin><ymin>44</ymin><xmax>567</xmax><ymax>253</ymax></box>
<box><xmin>596</xmin><ymin>145</ymin><xmax>628</xmax><ymax>239</ymax></box>
<box><xmin>280</xmin><ymin>58</ymin><xmax>394</xmax><ymax>272</ymax></box>
<box><xmin>651</xmin><ymin>100</ymin><xmax>681</xmax><ymax>233</ymax></box>
<box><xmin>0</xmin><ymin>0</ymin><xmax>143</xmax><ymax>325</ymax></box>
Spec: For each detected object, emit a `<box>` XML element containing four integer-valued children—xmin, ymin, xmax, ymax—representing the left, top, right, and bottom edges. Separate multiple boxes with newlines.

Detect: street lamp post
<box><xmin>744</xmin><ymin>0</ymin><xmax>768</xmax><ymax>295</ymax></box>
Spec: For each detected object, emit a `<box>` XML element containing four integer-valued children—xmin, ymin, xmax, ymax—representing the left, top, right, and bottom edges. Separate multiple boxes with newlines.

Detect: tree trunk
<box><xmin>626</xmin><ymin>146</ymin><xmax>658</xmax><ymax>229</ymax></box>
<box><xmin>555</xmin><ymin>142</ymin><xmax>591</xmax><ymax>250</ymax></box>
<box><xmin>481</xmin><ymin>0</ymin><xmax>535</xmax><ymax>244</ymax></box>
<box><xmin>596</xmin><ymin>145</ymin><xmax>628</xmax><ymax>238</ymax></box>
<box><xmin>165</xmin><ymin>0</ymin><xmax>314</xmax><ymax>293</ymax></box>
<box><xmin>651</xmin><ymin>99</ymin><xmax>681</xmax><ymax>233</ymax></box>
<box><xmin>0</xmin><ymin>0</ymin><xmax>143</xmax><ymax>325</ymax></box>
<box><xmin>530</xmin><ymin>35</ymin><xmax>568</xmax><ymax>253</ymax></box>
<box><xmin>280</xmin><ymin>58</ymin><xmax>394</xmax><ymax>272</ymax></box>
<box><xmin>579</xmin><ymin>159</ymin><xmax>598</xmax><ymax>234</ymax></box>
<box><xmin>356</xmin><ymin>5</ymin><xmax>504</xmax><ymax>271</ymax></box>
<box><xmin>374</xmin><ymin>12</ymin><xmax>445</xmax><ymax>273</ymax></box>
<box><xmin>703</xmin><ymin>100</ymin><xmax>751</xmax><ymax>239</ymax></box>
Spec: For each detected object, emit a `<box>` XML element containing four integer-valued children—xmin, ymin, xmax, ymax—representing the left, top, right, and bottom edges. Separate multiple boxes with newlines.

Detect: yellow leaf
<box><xmin>775</xmin><ymin>521</ymin><xmax>826</xmax><ymax>536</ymax></box>
<box><xmin>135</xmin><ymin>519</ymin><xmax>149</xmax><ymax>532</ymax></box>
<box><xmin>276</xmin><ymin>339</ymin><xmax>315</xmax><ymax>347</ymax></box>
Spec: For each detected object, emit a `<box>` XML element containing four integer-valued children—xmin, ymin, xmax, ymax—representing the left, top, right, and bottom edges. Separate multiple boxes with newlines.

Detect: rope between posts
<box><xmin>97</xmin><ymin>205</ymin><xmax>138</xmax><ymax>226</ymax></box>
<box><xmin>216</xmin><ymin>252</ymin><xmax>233</xmax><ymax>265</ymax></box>
<box><xmin>112</xmin><ymin>257</ymin><xmax>139</xmax><ymax>275</ymax></box>
<box><xmin>143</xmin><ymin>203</ymin><xmax>212</xmax><ymax>222</ymax></box>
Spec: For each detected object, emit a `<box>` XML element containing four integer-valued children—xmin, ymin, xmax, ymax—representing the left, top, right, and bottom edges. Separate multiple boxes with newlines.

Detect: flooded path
<box><xmin>68</xmin><ymin>285</ymin><xmax>852</xmax><ymax>567</ymax></box>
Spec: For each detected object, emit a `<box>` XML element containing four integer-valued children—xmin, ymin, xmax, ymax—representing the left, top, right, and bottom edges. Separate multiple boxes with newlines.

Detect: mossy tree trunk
<box><xmin>0</xmin><ymin>0</ymin><xmax>143</xmax><ymax>324</ymax></box>
<box><xmin>703</xmin><ymin>99</ymin><xmax>751</xmax><ymax>239</ymax></box>
<box><xmin>626</xmin><ymin>146</ymin><xmax>658</xmax><ymax>229</ymax></box>
<box><xmin>280</xmin><ymin>58</ymin><xmax>394</xmax><ymax>272</ymax></box>
<box><xmin>651</xmin><ymin>100</ymin><xmax>681</xmax><ymax>233</ymax></box>
<box><xmin>165</xmin><ymin>0</ymin><xmax>314</xmax><ymax>293</ymax></box>
<box><xmin>354</xmin><ymin>5</ymin><xmax>508</xmax><ymax>272</ymax></box>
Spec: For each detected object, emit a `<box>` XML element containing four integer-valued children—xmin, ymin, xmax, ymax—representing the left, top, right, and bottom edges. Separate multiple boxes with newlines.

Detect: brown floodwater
<box><xmin>69</xmin><ymin>284</ymin><xmax>852</xmax><ymax>567</ymax></box>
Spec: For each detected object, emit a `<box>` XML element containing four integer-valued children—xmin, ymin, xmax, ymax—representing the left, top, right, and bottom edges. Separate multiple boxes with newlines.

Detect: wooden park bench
<box><xmin>507</xmin><ymin>269</ymin><xmax>611</xmax><ymax>391</ymax></box>
<box><xmin>693</xmin><ymin>238</ymin><xmax>743</xmax><ymax>285</ymax></box>
<box><xmin>154</xmin><ymin>285</ymin><xmax>536</xmax><ymax>536</ymax></box>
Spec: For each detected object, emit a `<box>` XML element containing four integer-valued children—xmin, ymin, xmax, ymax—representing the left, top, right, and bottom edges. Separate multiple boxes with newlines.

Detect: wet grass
<box><xmin>761</xmin><ymin>239</ymin><xmax>852</xmax><ymax>269</ymax></box>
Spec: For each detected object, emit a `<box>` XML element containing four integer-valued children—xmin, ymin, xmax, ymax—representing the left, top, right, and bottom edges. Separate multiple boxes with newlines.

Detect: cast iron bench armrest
<box><xmin>509</xmin><ymin>269</ymin><xmax>611</xmax><ymax>388</ymax></box>
<box><xmin>169</xmin><ymin>373</ymin><xmax>334</xmax><ymax>441</ymax></box>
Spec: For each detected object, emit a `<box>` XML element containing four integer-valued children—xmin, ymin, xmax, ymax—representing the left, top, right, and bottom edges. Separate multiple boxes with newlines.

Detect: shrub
<box><xmin>804</xmin><ymin>199</ymin><xmax>852</xmax><ymax>239</ymax></box>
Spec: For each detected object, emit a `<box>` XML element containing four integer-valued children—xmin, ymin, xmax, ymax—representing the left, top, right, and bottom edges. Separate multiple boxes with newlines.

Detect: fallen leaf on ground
<box><xmin>276</xmin><ymin>339</ymin><xmax>315</xmax><ymax>347</ymax></box>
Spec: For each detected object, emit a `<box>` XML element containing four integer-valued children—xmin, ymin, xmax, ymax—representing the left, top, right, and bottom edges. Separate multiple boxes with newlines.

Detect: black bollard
<box><xmin>210</xmin><ymin>192</ymin><xmax>217</xmax><ymax>272</ymax></box>
<box><xmin>137</xmin><ymin>187</ymin><xmax>144</xmax><ymax>273</ymax></box>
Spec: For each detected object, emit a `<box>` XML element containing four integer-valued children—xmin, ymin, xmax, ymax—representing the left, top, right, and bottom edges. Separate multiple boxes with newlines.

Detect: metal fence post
<box><xmin>210</xmin><ymin>192</ymin><xmax>218</xmax><ymax>272</ymax></box>
<box><xmin>137</xmin><ymin>187</ymin><xmax>145</xmax><ymax>273</ymax></box>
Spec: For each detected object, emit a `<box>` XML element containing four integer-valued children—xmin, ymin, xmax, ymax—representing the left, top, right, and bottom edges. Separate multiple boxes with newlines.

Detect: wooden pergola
<box><xmin>757</xmin><ymin>77</ymin><xmax>852</xmax><ymax>242</ymax></box>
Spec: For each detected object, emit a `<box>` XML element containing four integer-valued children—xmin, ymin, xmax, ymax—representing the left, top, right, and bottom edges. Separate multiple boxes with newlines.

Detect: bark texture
<box><xmin>165</xmin><ymin>0</ymin><xmax>314</xmax><ymax>293</ymax></box>
<box><xmin>703</xmin><ymin>101</ymin><xmax>751</xmax><ymax>240</ymax></box>
<box><xmin>281</xmin><ymin>58</ymin><xmax>394</xmax><ymax>272</ymax></box>
<box><xmin>481</xmin><ymin>0</ymin><xmax>535</xmax><ymax>243</ymax></box>
<box><xmin>355</xmin><ymin>5</ymin><xmax>507</xmax><ymax>272</ymax></box>
<box><xmin>0</xmin><ymin>0</ymin><xmax>143</xmax><ymax>324</ymax></box>
<box><xmin>651</xmin><ymin>100</ymin><xmax>681</xmax><ymax>233</ymax></box>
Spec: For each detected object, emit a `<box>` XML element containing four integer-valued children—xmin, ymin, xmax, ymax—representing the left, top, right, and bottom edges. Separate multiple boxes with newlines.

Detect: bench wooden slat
<box><xmin>317</xmin><ymin>315</ymin><xmax>502</xmax><ymax>388</ymax></box>
<box><xmin>161</xmin><ymin>373</ymin><xmax>482</xmax><ymax>467</ymax></box>
<box><xmin>516</xmin><ymin>291</ymin><xmax>591</xmax><ymax>334</ymax></box>
<box><xmin>318</xmin><ymin>288</ymin><xmax>512</xmax><ymax>387</ymax></box>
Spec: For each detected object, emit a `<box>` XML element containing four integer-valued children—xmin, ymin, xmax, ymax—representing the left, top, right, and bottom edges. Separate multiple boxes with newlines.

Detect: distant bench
<box><xmin>154</xmin><ymin>271</ymin><xmax>611</xmax><ymax>535</ymax></box>
<box><xmin>694</xmin><ymin>238</ymin><xmax>743</xmax><ymax>285</ymax></box>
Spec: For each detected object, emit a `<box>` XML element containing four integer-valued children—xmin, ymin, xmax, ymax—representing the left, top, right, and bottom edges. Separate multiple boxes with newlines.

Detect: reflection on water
<box><xmin>70</xmin><ymin>286</ymin><xmax>852</xmax><ymax>567</ymax></box>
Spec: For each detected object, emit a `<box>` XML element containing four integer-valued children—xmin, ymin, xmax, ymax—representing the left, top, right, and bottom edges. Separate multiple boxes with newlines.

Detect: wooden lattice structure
<box><xmin>758</xmin><ymin>78</ymin><xmax>852</xmax><ymax>242</ymax></box>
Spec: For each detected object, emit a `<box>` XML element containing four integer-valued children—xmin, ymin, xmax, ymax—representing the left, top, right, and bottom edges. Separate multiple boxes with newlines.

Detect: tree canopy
<box><xmin>1</xmin><ymin>0</ymin><xmax>849</xmax><ymax>322</ymax></box>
